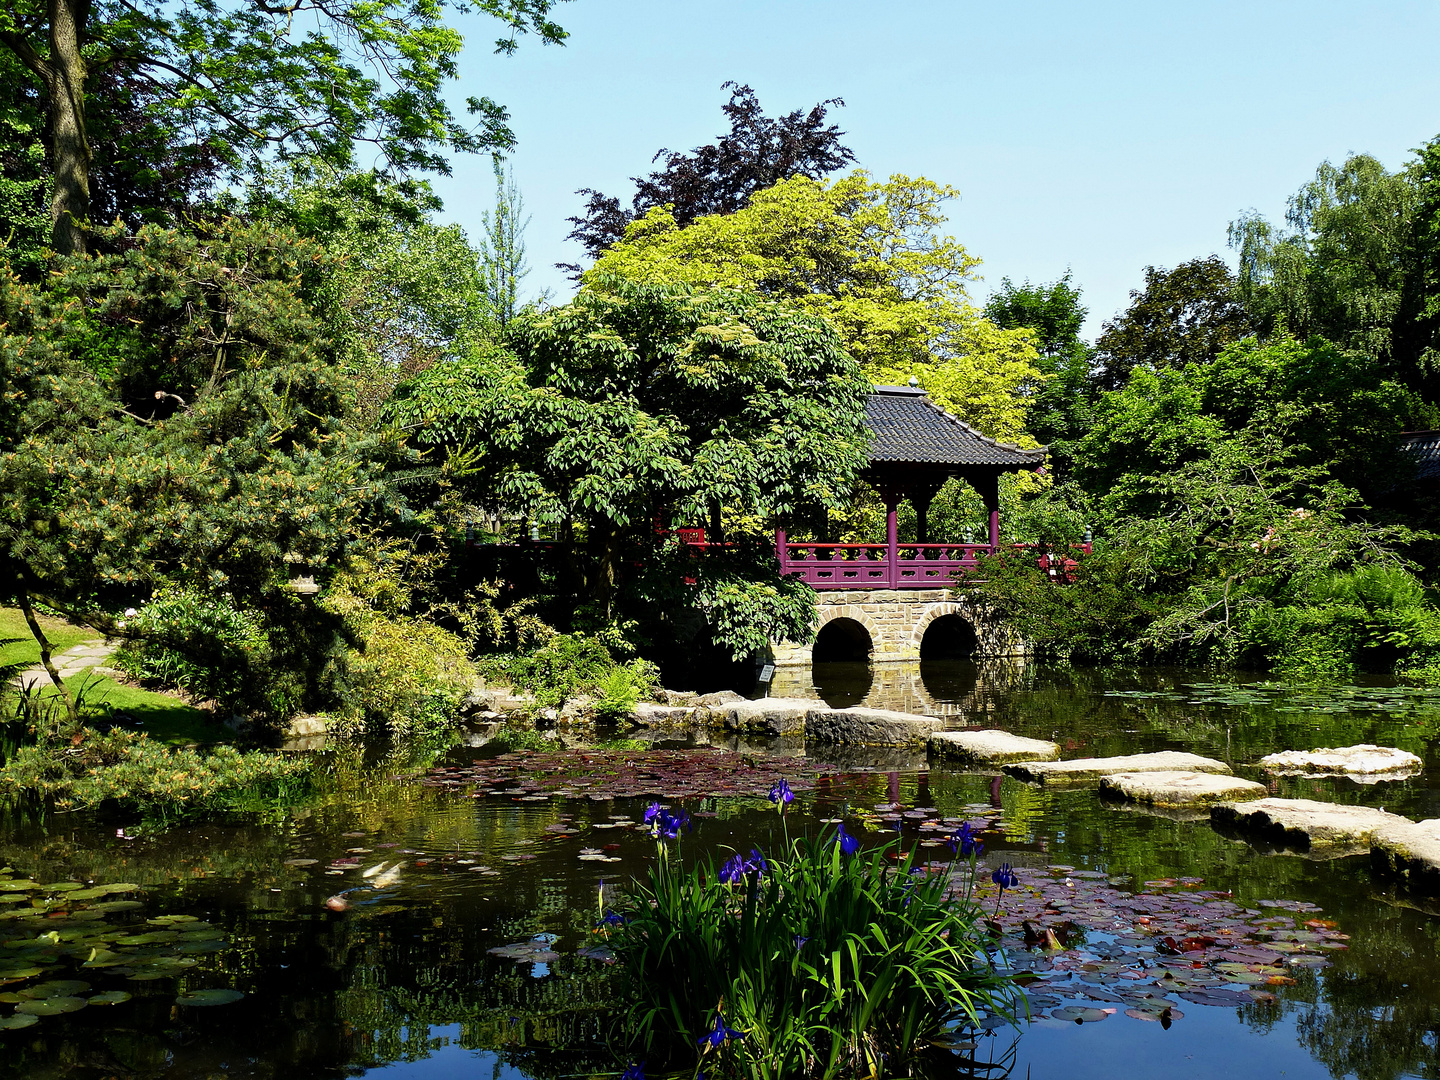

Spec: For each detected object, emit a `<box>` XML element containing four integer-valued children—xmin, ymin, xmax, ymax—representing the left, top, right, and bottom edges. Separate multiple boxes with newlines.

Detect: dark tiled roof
<box><xmin>1400</xmin><ymin>430</ymin><xmax>1440</xmax><ymax>481</ymax></box>
<box><xmin>865</xmin><ymin>385</ymin><xmax>1046</xmax><ymax>469</ymax></box>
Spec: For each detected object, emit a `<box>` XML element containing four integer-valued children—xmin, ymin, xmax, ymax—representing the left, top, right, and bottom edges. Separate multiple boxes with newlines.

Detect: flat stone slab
<box><xmin>631</xmin><ymin>703</ymin><xmax>698</xmax><ymax>727</ymax></box>
<box><xmin>1259</xmin><ymin>744</ymin><xmax>1422</xmax><ymax>779</ymax></box>
<box><xmin>805</xmin><ymin>707</ymin><xmax>942</xmax><ymax>747</ymax></box>
<box><xmin>1100</xmin><ymin>770</ymin><xmax>1266</xmax><ymax>808</ymax></box>
<box><xmin>1210</xmin><ymin>797</ymin><xmax>1409</xmax><ymax>853</ymax></box>
<box><xmin>709</xmin><ymin>698</ymin><xmax>815</xmax><ymax>736</ymax></box>
<box><xmin>1004</xmin><ymin>751</ymin><xmax>1232</xmax><ymax>785</ymax></box>
<box><xmin>929</xmin><ymin>730</ymin><xmax>1060</xmax><ymax>765</ymax></box>
<box><xmin>1371</xmin><ymin>818</ymin><xmax>1440</xmax><ymax>894</ymax></box>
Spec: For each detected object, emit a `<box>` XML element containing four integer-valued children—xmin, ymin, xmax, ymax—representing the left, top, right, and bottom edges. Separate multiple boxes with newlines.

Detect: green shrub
<box><xmin>114</xmin><ymin>588</ymin><xmax>271</xmax><ymax>710</ymax></box>
<box><xmin>0</xmin><ymin>727</ymin><xmax>313</xmax><ymax>824</ymax></box>
<box><xmin>611</xmin><ymin>821</ymin><xmax>1012</xmax><ymax>1079</ymax></box>
<box><xmin>593</xmin><ymin>660</ymin><xmax>659</xmax><ymax>722</ymax></box>
<box><xmin>503</xmin><ymin>633</ymin><xmax>616</xmax><ymax>711</ymax></box>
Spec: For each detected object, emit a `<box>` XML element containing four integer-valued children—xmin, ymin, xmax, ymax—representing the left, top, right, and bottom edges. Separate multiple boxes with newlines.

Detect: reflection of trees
<box><xmin>1292</xmin><ymin>907</ymin><xmax>1440</xmax><ymax>1080</ymax></box>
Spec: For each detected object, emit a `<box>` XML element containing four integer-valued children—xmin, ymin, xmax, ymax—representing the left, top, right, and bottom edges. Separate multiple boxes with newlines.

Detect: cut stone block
<box><xmin>929</xmin><ymin>730</ymin><xmax>1060</xmax><ymax>765</ymax></box>
<box><xmin>1004</xmin><ymin>751</ymin><xmax>1232</xmax><ymax>785</ymax></box>
<box><xmin>1370</xmin><ymin>818</ymin><xmax>1440</xmax><ymax>895</ymax></box>
<box><xmin>1210</xmin><ymin>797</ymin><xmax>1409</xmax><ymax>854</ymax></box>
<box><xmin>1259</xmin><ymin>744</ymin><xmax>1422</xmax><ymax>779</ymax></box>
<box><xmin>709</xmin><ymin>698</ymin><xmax>814</xmax><ymax>736</ymax></box>
<box><xmin>631</xmin><ymin>703</ymin><xmax>698</xmax><ymax>728</ymax></box>
<box><xmin>805</xmin><ymin>707</ymin><xmax>942</xmax><ymax>747</ymax></box>
<box><xmin>1100</xmin><ymin>770</ymin><xmax>1266</xmax><ymax>809</ymax></box>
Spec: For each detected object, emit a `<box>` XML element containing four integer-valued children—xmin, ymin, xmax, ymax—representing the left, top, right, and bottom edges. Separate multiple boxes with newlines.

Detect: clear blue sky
<box><xmin>429</xmin><ymin>1</ymin><xmax>1440</xmax><ymax>339</ymax></box>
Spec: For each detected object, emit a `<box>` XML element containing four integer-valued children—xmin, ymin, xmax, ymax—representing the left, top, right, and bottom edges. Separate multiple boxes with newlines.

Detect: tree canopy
<box><xmin>588</xmin><ymin>171</ymin><xmax>1043</xmax><ymax>442</ymax></box>
<box><xmin>386</xmin><ymin>278</ymin><xmax>870</xmax><ymax>657</ymax></box>
<box><xmin>563</xmin><ymin>82</ymin><xmax>855</xmax><ymax>269</ymax></box>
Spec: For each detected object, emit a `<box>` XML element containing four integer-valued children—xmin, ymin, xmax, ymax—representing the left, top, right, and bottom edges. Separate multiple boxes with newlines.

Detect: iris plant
<box><xmin>644</xmin><ymin>802</ymin><xmax>691</xmax><ymax>841</ymax></box>
<box><xmin>768</xmin><ymin>778</ymin><xmax>793</xmax><ymax>809</ymax></box>
<box><xmin>719</xmin><ymin>848</ymin><xmax>768</xmax><ymax>885</ymax></box>
<box><xmin>835</xmin><ymin>822</ymin><xmax>860</xmax><ymax>856</ymax></box>
<box><xmin>698</xmin><ymin>1009</ymin><xmax>745</xmax><ymax>1051</ymax></box>
<box><xmin>948</xmin><ymin>822</ymin><xmax>984</xmax><ymax>858</ymax></box>
<box><xmin>619</xmin><ymin>1063</ymin><xmax>645</xmax><ymax>1080</ymax></box>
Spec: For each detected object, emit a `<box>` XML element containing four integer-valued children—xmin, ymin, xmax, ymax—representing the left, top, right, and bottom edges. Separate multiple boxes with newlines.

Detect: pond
<box><xmin>3</xmin><ymin>661</ymin><xmax>1440</xmax><ymax>1080</ymax></box>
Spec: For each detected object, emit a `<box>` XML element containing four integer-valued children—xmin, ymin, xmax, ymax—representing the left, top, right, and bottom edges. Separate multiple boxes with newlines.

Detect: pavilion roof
<box><xmin>1399</xmin><ymin>430</ymin><xmax>1440</xmax><ymax>481</ymax></box>
<box><xmin>865</xmin><ymin>385</ymin><xmax>1046</xmax><ymax>470</ymax></box>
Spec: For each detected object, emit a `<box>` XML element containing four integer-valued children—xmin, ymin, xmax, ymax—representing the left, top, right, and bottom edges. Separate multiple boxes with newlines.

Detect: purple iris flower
<box><xmin>597</xmin><ymin>911</ymin><xmax>627</xmax><ymax>927</ymax></box>
<box><xmin>991</xmin><ymin>862</ymin><xmax>1019</xmax><ymax>892</ymax></box>
<box><xmin>768</xmin><ymin>778</ymin><xmax>794</xmax><ymax>806</ymax></box>
<box><xmin>719</xmin><ymin>848</ymin><xmax>768</xmax><ymax>884</ymax></box>
<box><xmin>793</xmin><ymin>934</ymin><xmax>810</xmax><ymax>951</ymax></box>
<box><xmin>643</xmin><ymin>802</ymin><xmax>662</xmax><ymax>824</ymax></box>
<box><xmin>698</xmin><ymin>1011</ymin><xmax>744</xmax><ymax>1049</ymax></box>
<box><xmin>948</xmin><ymin>822</ymin><xmax>983</xmax><ymax>858</ymax></box>
<box><xmin>619</xmin><ymin>1063</ymin><xmax>645</xmax><ymax>1080</ymax></box>
<box><xmin>835</xmin><ymin>823</ymin><xmax>860</xmax><ymax>856</ymax></box>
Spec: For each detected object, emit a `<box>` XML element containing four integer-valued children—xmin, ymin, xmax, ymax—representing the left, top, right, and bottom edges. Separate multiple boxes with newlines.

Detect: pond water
<box><xmin>4</xmin><ymin>662</ymin><xmax>1440</xmax><ymax>1080</ymax></box>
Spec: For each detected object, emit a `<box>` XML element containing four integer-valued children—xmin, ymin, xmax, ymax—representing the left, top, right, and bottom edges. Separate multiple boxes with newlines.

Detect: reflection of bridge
<box><xmin>770</xmin><ymin>384</ymin><xmax>1055</xmax><ymax>668</ymax></box>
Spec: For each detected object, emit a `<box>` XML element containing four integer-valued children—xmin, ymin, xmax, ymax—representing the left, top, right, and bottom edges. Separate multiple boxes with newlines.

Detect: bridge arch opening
<box><xmin>812</xmin><ymin>617</ymin><xmax>874</xmax><ymax>663</ymax></box>
<box><xmin>919</xmin><ymin>613</ymin><xmax>978</xmax><ymax>660</ymax></box>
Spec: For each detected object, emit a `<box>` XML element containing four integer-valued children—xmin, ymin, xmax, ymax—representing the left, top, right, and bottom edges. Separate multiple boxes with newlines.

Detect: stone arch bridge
<box><xmin>770</xmin><ymin>587</ymin><xmax>1025</xmax><ymax>668</ymax></box>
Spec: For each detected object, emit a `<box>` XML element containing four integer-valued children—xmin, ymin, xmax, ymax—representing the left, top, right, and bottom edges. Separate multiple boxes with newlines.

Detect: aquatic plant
<box><xmin>611</xmin><ymin>804</ymin><xmax>1013</xmax><ymax>1079</ymax></box>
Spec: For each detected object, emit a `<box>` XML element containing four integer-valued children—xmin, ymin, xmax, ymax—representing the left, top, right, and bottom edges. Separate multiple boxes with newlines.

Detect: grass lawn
<box><xmin>1</xmin><ymin>606</ymin><xmax>229</xmax><ymax>746</ymax></box>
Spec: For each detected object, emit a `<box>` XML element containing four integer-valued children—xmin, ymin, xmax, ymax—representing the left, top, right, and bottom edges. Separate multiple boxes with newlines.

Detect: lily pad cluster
<box><xmin>0</xmin><ymin>871</ymin><xmax>242</xmax><ymax>1031</ymax></box>
<box><xmin>421</xmin><ymin>749</ymin><xmax>824</xmax><ymax>802</ymax></box>
<box><xmin>1105</xmin><ymin>682</ymin><xmax>1440</xmax><ymax>715</ymax></box>
<box><xmin>965</xmin><ymin>866</ymin><xmax>1347</xmax><ymax>1028</ymax></box>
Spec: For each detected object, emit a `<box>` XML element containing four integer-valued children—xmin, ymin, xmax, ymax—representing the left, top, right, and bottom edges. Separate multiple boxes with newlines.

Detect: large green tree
<box><xmin>588</xmin><ymin>171</ymin><xmax>1043</xmax><ymax>443</ymax></box>
<box><xmin>0</xmin><ymin>218</ymin><xmax>389</xmax><ymax>717</ymax></box>
<box><xmin>0</xmin><ymin>0</ymin><xmax>566</xmax><ymax>254</ymax></box>
<box><xmin>386</xmin><ymin>278</ymin><xmax>870</xmax><ymax>658</ymax></box>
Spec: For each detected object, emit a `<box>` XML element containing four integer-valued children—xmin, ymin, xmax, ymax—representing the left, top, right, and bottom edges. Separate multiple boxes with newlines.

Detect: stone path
<box><xmin>13</xmin><ymin>640</ymin><xmax>115</xmax><ymax>691</ymax></box>
<box><xmin>1100</xmin><ymin>770</ymin><xmax>1266</xmax><ymax>810</ymax></box>
<box><xmin>1003</xmin><ymin>750</ymin><xmax>1233</xmax><ymax>785</ymax></box>
<box><xmin>929</xmin><ymin>729</ymin><xmax>1059</xmax><ymax>765</ymax></box>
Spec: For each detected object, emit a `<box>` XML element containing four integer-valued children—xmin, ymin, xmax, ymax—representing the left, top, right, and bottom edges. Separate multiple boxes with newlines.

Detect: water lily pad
<box><xmin>19</xmin><ymin>980</ymin><xmax>88</xmax><ymax>998</ymax></box>
<box><xmin>15</xmin><ymin>995</ymin><xmax>85</xmax><ymax>1015</ymax></box>
<box><xmin>86</xmin><ymin>990</ymin><xmax>131</xmax><ymax>1005</ymax></box>
<box><xmin>175</xmin><ymin>988</ymin><xmax>245</xmax><ymax>1006</ymax></box>
<box><xmin>1052</xmin><ymin>1006</ymin><xmax>1111</xmax><ymax>1023</ymax></box>
<box><xmin>0</xmin><ymin>1013</ymin><xmax>38</xmax><ymax>1030</ymax></box>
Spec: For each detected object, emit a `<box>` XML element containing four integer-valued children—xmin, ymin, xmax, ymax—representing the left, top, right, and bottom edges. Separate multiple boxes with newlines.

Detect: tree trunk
<box><xmin>15</xmin><ymin>582</ymin><xmax>77</xmax><ymax>725</ymax></box>
<box><xmin>46</xmin><ymin>0</ymin><xmax>91</xmax><ymax>255</ymax></box>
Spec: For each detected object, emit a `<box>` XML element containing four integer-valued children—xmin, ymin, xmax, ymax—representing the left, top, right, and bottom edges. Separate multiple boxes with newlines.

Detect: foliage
<box><xmin>0</xmin><ymin>217</ymin><xmax>393</xmax><ymax>719</ymax></box>
<box><xmin>1092</xmin><ymin>256</ymin><xmax>1252</xmax><ymax>391</ymax></box>
<box><xmin>564</xmin><ymin>82</ymin><xmax>855</xmax><ymax>268</ymax></box>
<box><xmin>588</xmin><ymin>171</ymin><xmax>1043</xmax><ymax>442</ymax></box>
<box><xmin>500</xmin><ymin>633</ymin><xmax>657</xmax><ymax>714</ymax></box>
<box><xmin>983</xmin><ymin>274</ymin><xmax>1095</xmax><ymax>473</ymax></box>
<box><xmin>113</xmin><ymin>588</ymin><xmax>269</xmax><ymax>711</ymax></box>
<box><xmin>388</xmin><ymin>278</ymin><xmax>869</xmax><ymax>656</ymax></box>
<box><xmin>0</xmin><ymin>0</ymin><xmax>567</xmax><ymax>251</ymax></box>
<box><xmin>1230</xmin><ymin>149</ymin><xmax>1440</xmax><ymax>395</ymax></box>
<box><xmin>592</xmin><ymin>660</ymin><xmax>659</xmax><ymax>722</ymax></box>
<box><xmin>611</xmin><ymin>824</ymin><xmax>1012</xmax><ymax>1079</ymax></box>
<box><xmin>478</xmin><ymin>160</ymin><xmax>535</xmax><ymax>326</ymax></box>
<box><xmin>0</xmin><ymin>726</ymin><xmax>312</xmax><ymax>822</ymax></box>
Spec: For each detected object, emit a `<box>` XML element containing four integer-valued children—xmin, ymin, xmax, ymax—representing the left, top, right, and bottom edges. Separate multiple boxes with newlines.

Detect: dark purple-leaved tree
<box><xmin>561</xmin><ymin>82</ymin><xmax>855</xmax><ymax>271</ymax></box>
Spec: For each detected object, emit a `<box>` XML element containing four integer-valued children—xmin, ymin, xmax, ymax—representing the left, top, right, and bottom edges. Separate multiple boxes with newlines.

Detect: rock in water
<box><xmin>1259</xmin><ymin>744</ymin><xmax>1421</xmax><ymax>779</ymax></box>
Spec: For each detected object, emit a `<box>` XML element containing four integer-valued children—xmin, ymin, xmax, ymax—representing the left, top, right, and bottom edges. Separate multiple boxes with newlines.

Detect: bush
<box><xmin>114</xmin><ymin>588</ymin><xmax>271</xmax><ymax>710</ymax></box>
<box><xmin>593</xmin><ymin>660</ymin><xmax>659</xmax><ymax>722</ymax></box>
<box><xmin>610</xmin><ymin>819</ymin><xmax>1013</xmax><ymax>1079</ymax></box>
<box><xmin>0</xmin><ymin>727</ymin><xmax>313</xmax><ymax>824</ymax></box>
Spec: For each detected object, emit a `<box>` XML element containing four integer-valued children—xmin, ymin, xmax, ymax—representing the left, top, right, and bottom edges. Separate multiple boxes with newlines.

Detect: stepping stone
<box><xmin>1259</xmin><ymin>744</ymin><xmax>1422</xmax><ymax>780</ymax></box>
<box><xmin>708</xmin><ymin>698</ymin><xmax>815</xmax><ymax>736</ymax></box>
<box><xmin>1210</xmin><ymin>797</ymin><xmax>1409</xmax><ymax>855</ymax></box>
<box><xmin>631</xmin><ymin>703</ymin><xmax>698</xmax><ymax>728</ymax></box>
<box><xmin>1371</xmin><ymin>818</ymin><xmax>1440</xmax><ymax>895</ymax></box>
<box><xmin>1004</xmin><ymin>751</ymin><xmax>1232</xmax><ymax>785</ymax></box>
<box><xmin>805</xmin><ymin>707</ymin><xmax>942</xmax><ymax>747</ymax></box>
<box><xmin>1100</xmin><ymin>770</ymin><xmax>1265</xmax><ymax>809</ymax></box>
<box><xmin>929</xmin><ymin>730</ymin><xmax>1059</xmax><ymax>765</ymax></box>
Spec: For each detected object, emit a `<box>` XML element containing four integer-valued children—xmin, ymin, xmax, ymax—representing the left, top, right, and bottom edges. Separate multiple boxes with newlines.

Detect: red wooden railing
<box><xmin>770</xmin><ymin>531</ymin><xmax>1091</xmax><ymax>589</ymax></box>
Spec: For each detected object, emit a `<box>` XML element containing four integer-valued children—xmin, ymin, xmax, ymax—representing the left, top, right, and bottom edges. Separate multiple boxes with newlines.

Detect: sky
<box><xmin>428</xmin><ymin>1</ymin><xmax>1440</xmax><ymax>340</ymax></box>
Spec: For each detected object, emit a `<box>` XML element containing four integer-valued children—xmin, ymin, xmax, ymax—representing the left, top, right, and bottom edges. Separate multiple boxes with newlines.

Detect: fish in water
<box><xmin>365</xmin><ymin>862</ymin><xmax>405</xmax><ymax>889</ymax></box>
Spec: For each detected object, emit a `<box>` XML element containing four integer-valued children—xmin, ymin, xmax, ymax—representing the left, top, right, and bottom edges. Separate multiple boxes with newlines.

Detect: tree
<box><xmin>563</xmin><ymin>82</ymin><xmax>855</xmax><ymax>269</ymax></box>
<box><xmin>588</xmin><ymin>171</ymin><xmax>1043</xmax><ymax>442</ymax></box>
<box><xmin>984</xmin><ymin>273</ymin><xmax>1095</xmax><ymax>473</ymax></box>
<box><xmin>385</xmin><ymin>279</ymin><xmax>870</xmax><ymax>658</ymax></box>
<box><xmin>1093</xmin><ymin>255</ymin><xmax>1252</xmax><ymax>390</ymax></box>
<box><xmin>1230</xmin><ymin>147</ymin><xmax>1440</xmax><ymax>397</ymax></box>
<box><xmin>478</xmin><ymin>159</ymin><xmax>533</xmax><ymax>327</ymax></box>
<box><xmin>0</xmin><ymin>218</ymin><xmax>390</xmax><ymax>718</ymax></box>
<box><xmin>0</xmin><ymin>0</ymin><xmax>567</xmax><ymax>254</ymax></box>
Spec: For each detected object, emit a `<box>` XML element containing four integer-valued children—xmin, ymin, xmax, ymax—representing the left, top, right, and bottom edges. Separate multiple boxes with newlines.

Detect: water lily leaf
<box><xmin>86</xmin><ymin>990</ymin><xmax>132</xmax><ymax>1005</ymax></box>
<box><xmin>176</xmin><ymin>988</ymin><xmax>244</xmax><ymax>1006</ymax></box>
<box><xmin>1052</xmin><ymin>1006</ymin><xmax>1111</xmax><ymax>1023</ymax></box>
<box><xmin>19</xmin><ymin>980</ymin><xmax>88</xmax><ymax>998</ymax></box>
<box><xmin>0</xmin><ymin>1013</ymin><xmax>38</xmax><ymax>1029</ymax></box>
<box><xmin>15</xmin><ymin>995</ymin><xmax>86</xmax><ymax>1015</ymax></box>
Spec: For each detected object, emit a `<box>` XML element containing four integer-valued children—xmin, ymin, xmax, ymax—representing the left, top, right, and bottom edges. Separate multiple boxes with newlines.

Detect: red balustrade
<box><xmin>768</xmin><ymin>531</ymin><xmax>1091</xmax><ymax>589</ymax></box>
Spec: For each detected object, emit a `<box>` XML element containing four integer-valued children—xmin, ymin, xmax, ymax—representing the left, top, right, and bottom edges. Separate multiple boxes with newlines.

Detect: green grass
<box><xmin>1</xmin><ymin>606</ymin><xmax>227</xmax><ymax>746</ymax></box>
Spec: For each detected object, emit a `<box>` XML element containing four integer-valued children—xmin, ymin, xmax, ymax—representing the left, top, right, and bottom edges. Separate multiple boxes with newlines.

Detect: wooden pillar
<box><xmin>886</xmin><ymin>498</ymin><xmax>899</xmax><ymax>587</ymax></box>
<box><xmin>909</xmin><ymin>477</ymin><xmax>944</xmax><ymax>545</ymax></box>
<box><xmin>775</xmin><ymin>526</ymin><xmax>787</xmax><ymax>569</ymax></box>
<box><xmin>971</xmin><ymin>472</ymin><xmax>1001</xmax><ymax>554</ymax></box>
